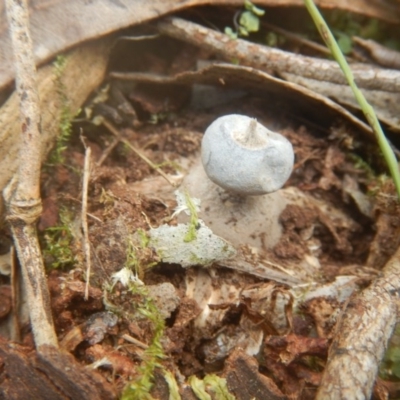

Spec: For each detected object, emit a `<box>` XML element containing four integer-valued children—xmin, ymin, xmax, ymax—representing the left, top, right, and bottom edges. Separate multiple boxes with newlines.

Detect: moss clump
<box><xmin>48</xmin><ymin>55</ymin><xmax>74</xmax><ymax>164</ymax></box>
<box><xmin>119</xmin><ymin>238</ymin><xmax>166</xmax><ymax>400</ymax></box>
<box><xmin>183</xmin><ymin>190</ymin><xmax>200</xmax><ymax>243</ymax></box>
<box><xmin>42</xmin><ymin>207</ymin><xmax>76</xmax><ymax>270</ymax></box>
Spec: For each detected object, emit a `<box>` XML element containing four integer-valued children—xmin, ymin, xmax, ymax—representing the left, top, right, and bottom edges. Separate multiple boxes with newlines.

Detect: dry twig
<box><xmin>157</xmin><ymin>17</ymin><xmax>400</xmax><ymax>93</ymax></box>
<box><xmin>96</xmin><ymin>135</ymin><xmax>121</xmax><ymax>167</ymax></box>
<box><xmin>10</xmin><ymin>245</ymin><xmax>20</xmax><ymax>342</ymax></box>
<box><xmin>122</xmin><ymin>333</ymin><xmax>149</xmax><ymax>350</ymax></box>
<box><xmin>80</xmin><ymin>138</ymin><xmax>92</xmax><ymax>301</ymax></box>
<box><xmin>3</xmin><ymin>0</ymin><xmax>57</xmax><ymax>350</ymax></box>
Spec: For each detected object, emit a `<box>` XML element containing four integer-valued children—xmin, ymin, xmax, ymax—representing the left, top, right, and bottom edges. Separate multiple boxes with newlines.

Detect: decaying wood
<box><xmin>157</xmin><ymin>17</ymin><xmax>400</xmax><ymax>94</ymax></box>
<box><xmin>0</xmin><ymin>0</ymin><xmax>398</xmax><ymax>92</ymax></box>
<box><xmin>0</xmin><ymin>37</ymin><xmax>112</xmax><ymax>218</ymax></box>
<box><xmin>0</xmin><ymin>336</ymin><xmax>115</xmax><ymax>399</ymax></box>
<box><xmin>4</xmin><ymin>0</ymin><xmax>57</xmax><ymax>350</ymax></box>
<box><xmin>224</xmin><ymin>349</ymin><xmax>286</xmax><ymax>400</ymax></box>
<box><xmin>317</xmin><ymin>243</ymin><xmax>400</xmax><ymax>399</ymax></box>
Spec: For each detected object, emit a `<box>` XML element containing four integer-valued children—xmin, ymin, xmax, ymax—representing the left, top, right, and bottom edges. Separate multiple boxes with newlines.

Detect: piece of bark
<box><xmin>317</xmin><ymin>243</ymin><xmax>400</xmax><ymax>399</ymax></box>
<box><xmin>0</xmin><ymin>336</ymin><xmax>116</xmax><ymax>399</ymax></box>
<box><xmin>223</xmin><ymin>349</ymin><xmax>286</xmax><ymax>400</ymax></box>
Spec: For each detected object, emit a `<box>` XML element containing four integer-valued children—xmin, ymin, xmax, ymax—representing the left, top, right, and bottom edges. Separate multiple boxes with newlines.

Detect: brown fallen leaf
<box><xmin>110</xmin><ymin>63</ymin><xmax>374</xmax><ymax>144</ymax></box>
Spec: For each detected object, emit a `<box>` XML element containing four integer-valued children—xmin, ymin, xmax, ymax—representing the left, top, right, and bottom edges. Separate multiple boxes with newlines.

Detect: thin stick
<box><xmin>4</xmin><ymin>0</ymin><xmax>58</xmax><ymax>350</ymax></box>
<box><xmin>102</xmin><ymin>118</ymin><xmax>176</xmax><ymax>187</ymax></box>
<box><xmin>157</xmin><ymin>17</ymin><xmax>400</xmax><ymax>93</ymax></box>
<box><xmin>122</xmin><ymin>333</ymin><xmax>149</xmax><ymax>350</ymax></box>
<box><xmin>96</xmin><ymin>136</ymin><xmax>121</xmax><ymax>167</ymax></box>
<box><xmin>10</xmin><ymin>245</ymin><xmax>21</xmax><ymax>342</ymax></box>
<box><xmin>81</xmin><ymin>138</ymin><xmax>92</xmax><ymax>301</ymax></box>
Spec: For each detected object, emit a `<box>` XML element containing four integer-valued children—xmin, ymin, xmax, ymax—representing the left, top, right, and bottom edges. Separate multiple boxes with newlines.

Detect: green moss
<box><xmin>121</xmin><ymin>282</ymin><xmax>165</xmax><ymax>400</ymax></box>
<box><xmin>153</xmin><ymin>160</ymin><xmax>183</xmax><ymax>172</ymax></box>
<box><xmin>137</xmin><ymin>228</ymin><xmax>150</xmax><ymax>248</ymax></box>
<box><xmin>163</xmin><ymin>370</ymin><xmax>181</xmax><ymax>400</ymax></box>
<box><xmin>189</xmin><ymin>374</ymin><xmax>235</xmax><ymax>400</ymax></box>
<box><xmin>124</xmin><ymin>234</ymin><xmax>157</xmax><ymax>280</ymax></box>
<box><xmin>203</xmin><ymin>374</ymin><xmax>235</xmax><ymax>400</ymax></box>
<box><xmin>121</xmin><ymin>238</ymin><xmax>166</xmax><ymax>400</ymax></box>
<box><xmin>347</xmin><ymin>153</ymin><xmax>375</xmax><ymax>180</ymax></box>
<box><xmin>48</xmin><ymin>55</ymin><xmax>75</xmax><ymax>164</ymax></box>
<box><xmin>189</xmin><ymin>376</ymin><xmax>212</xmax><ymax>400</ymax></box>
<box><xmin>42</xmin><ymin>207</ymin><xmax>76</xmax><ymax>270</ymax></box>
<box><xmin>380</xmin><ymin>324</ymin><xmax>400</xmax><ymax>381</ymax></box>
<box><xmin>189</xmin><ymin>252</ymin><xmax>202</xmax><ymax>264</ymax></box>
<box><xmin>183</xmin><ymin>190</ymin><xmax>199</xmax><ymax>243</ymax></box>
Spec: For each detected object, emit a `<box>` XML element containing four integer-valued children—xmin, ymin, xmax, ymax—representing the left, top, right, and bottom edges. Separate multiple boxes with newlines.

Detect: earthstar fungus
<box><xmin>201</xmin><ymin>114</ymin><xmax>294</xmax><ymax>196</ymax></box>
<box><xmin>180</xmin><ymin>114</ymin><xmax>295</xmax><ymax>252</ymax></box>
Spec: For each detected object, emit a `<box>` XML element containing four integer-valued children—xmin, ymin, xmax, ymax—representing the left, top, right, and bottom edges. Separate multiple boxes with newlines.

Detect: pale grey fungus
<box><xmin>201</xmin><ymin>114</ymin><xmax>294</xmax><ymax>195</ymax></box>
